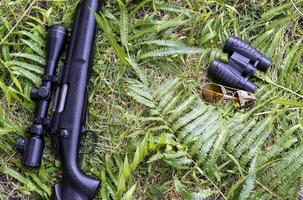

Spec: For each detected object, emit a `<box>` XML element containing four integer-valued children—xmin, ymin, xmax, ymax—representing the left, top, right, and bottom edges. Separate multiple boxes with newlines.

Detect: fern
<box><xmin>95</xmin><ymin>13</ymin><xmax>128</xmax><ymax>65</ymax></box>
<box><xmin>265</xmin><ymin>27</ymin><xmax>284</xmax><ymax>58</ymax></box>
<box><xmin>239</xmin><ymin>151</ymin><xmax>258</xmax><ymax>200</ymax></box>
<box><xmin>174</xmin><ymin>177</ymin><xmax>215</xmax><ymax>200</ymax></box>
<box><xmin>98</xmin><ymin>133</ymin><xmax>169</xmax><ymax>199</ymax></box>
<box><xmin>117</xmin><ymin>0</ymin><xmax>129</xmax><ymax>51</ymax></box>
<box><xmin>137</xmin><ymin>39</ymin><xmax>187</xmax><ymax>47</ymax></box>
<box><xmin>280</xmin><ymin>38</ymin><xmax>303</xmax><ymax>88</ymax></box>
<box><xmin>261</xmin><ymin>0</ymin><xmax>303</xmax><ymax>19</ymax></box>
<box><xmin>11</xmin><ymin>53</ymin><xmax>45</xmax><ymax>65</ymax></box>
<box><xmin>139</xmin><ymin>46</ymin><xmax>203</xmax><ymax>59</ymax></box>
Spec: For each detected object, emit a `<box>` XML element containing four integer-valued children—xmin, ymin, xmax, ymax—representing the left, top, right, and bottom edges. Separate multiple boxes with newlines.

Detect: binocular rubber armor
<box><xmin>208</xmin><ymin>36</ymin><xmax>271</xmax><ymax>92</ymax></box>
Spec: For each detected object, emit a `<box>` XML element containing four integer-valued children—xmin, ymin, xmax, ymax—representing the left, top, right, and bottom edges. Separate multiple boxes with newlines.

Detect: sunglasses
<box><xmin>200</xmin><ymin>83</ymin><xmax>256</xmax><ymax>110</ymax></box>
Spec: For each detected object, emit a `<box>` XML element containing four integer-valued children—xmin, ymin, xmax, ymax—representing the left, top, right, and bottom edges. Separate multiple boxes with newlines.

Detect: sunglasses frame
<box><xmin>200</xmin><ymin>83</ymin><xmax>256</xmax><ymax>110</ymax></box>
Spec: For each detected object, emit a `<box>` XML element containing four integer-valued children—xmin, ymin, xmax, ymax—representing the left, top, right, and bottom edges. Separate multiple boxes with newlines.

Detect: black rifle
<box><xmin>16</xmin><ymin>0</ymin><xmax>102</xmax><ymax>199</ymax></box>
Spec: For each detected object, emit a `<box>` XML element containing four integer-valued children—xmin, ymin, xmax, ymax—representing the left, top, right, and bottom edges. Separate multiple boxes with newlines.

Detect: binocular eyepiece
<box><xmin>208</xmin><ymin>36</ymin><xmax>271</xmax><ymax>92</ymax></box>
<box><xmin>16</xmin><ymin>25</ymin><xmax>68</xmax><ymax>167</ymax></box>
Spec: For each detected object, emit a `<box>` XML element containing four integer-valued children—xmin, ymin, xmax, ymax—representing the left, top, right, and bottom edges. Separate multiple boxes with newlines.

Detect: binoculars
<box><xmin>16</xmin><ymin>26</ymin><xmax>68</xmax><ymax>167</ymax></box>
<box><xmin>208</xmin><ymin>36</ymin><xmax>271</xmax><ymax>92</ymax></box>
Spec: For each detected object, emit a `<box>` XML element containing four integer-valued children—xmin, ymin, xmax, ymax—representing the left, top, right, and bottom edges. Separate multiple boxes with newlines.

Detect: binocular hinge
<box><xmin>228</xmin><ymin>52</ymin><xmax>256</xmax><ymax>77</ymax></box>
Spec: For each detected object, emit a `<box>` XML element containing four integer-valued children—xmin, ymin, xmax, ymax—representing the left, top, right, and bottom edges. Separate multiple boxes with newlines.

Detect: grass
<box><xmin>0</xmin><ymin>0</ymin><xmax>303</xmax><ymax>199</ymax></box>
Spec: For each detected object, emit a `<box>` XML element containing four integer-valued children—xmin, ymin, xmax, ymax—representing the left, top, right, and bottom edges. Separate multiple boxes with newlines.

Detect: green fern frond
<box><xmin>12</xmin><ymin>67</ymin><xmax>41</xmax><ymax>86</ymax></box>
<box><xmin>3</xmin><ymin>167</ymin><xmax>46</xmax><ymax>198</ymax></box>
<box><xmin>157</xmin><ymin>3</ymin><xmax>194</xmax><ymax>17</ymax></box>
<box><xmin>239</xmin><ymin>151</ymin><xmax>258</xmax><ymax>200</ymax></box>
<box><xmin>280</xmin><ymin>38</ymin><xmax>303</xmax><ymax>87</ymax></box>
<box><xmin>127</xmin><ymin>79</ymin><xmax>155</xmax><ymax>108</ymax></box>
<box><xmin>95</xmin><ymin>13</ymin><xmax>128</xmax><ymax>64</ymax></box>
<box><xmin>129</xmin><ymin>18</ymin><xmax>187</xmax><ymax>41</ymax></box>
<box><xmin>261</xmin><ymin>0</ymin><xmax>303</xmax><ymax>19</ymax></box>
<box><xmin>174</xmin><ymin>177</ymin><xmax>215</xmax><ymax>200</ymax></box>
<box><xmin>234</xmin><ymin>117</ymin><xmax>272</xmax><ymax>158</ymax></box>
<box><xmin>17</xmin><ymin>31</ymin><xmax>44</xmax><ymax>46</ymax></box>
<box><xmin>117</xmin><ymin>0</ymin><xmax>129</xmax><ymax>50</ymax></box>
<box><xmin>11</xmin><ymin>53</ymin><xmax>45</xmax><ymax>65</ymax></box>
<box><xmin>253</xmin><ymin>29</ymin><xmax>275</xmax><ymax>49</ymax></box>
<box><xmin>167</xmin><ymin>94</ymin><xmax>198</xmax><ymax>123</ymax></box>
<box><xmin>139</xmin><ymin>46</ymin><xmax>203</xmax><ymax>59</ymax></box>
<box><xmin>126</xmin><ymin>58</ymin><xmax>148</xmax><ymax>85</ymax></box>
<box><xmin>265</xmin><ymin>27</ymin><xmax>284</xmax><ymax>58</ymax></box>
<box><xmin>20</xmin><ymin>38</ymin><xmax>44</xmax><ymax>56</ymax></box>
<box><xmin>137</xmin><ymin>39</ymin><xmax>187</xmax><ymax>47</ymax></box>
<box><xmin>7</xmin><ymin>60</ymin><xmax>43</xmax><ymax>74</ymax></box>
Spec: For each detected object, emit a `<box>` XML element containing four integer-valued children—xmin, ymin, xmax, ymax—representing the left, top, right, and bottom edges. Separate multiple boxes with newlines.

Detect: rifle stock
<box><xmin>50</xmin><ymin>0</ymin><xmax>101</xmax><ymax>199</ymax></box>
<box><xmin>16</xmin><ymin>0</ymin><xmax>102</xmax><ymax>199</ymax></box>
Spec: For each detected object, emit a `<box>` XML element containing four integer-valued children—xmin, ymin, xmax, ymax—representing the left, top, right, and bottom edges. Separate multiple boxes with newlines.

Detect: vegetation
<box><xmin>0</xmin><ymin>0</ymin><xmax>303</xmax><ymax>199</ymax></box>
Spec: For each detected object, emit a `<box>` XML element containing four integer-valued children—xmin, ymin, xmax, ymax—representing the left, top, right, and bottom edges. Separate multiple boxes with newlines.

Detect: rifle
<box><xmin>16</xmin><ymin>0</ymin><xmax>102</xmax><ymax>199</ymax></box>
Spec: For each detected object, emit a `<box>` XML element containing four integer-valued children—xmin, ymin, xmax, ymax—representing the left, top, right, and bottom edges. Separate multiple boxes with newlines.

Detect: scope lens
<box><xmin>201</xmin><ymin>83</ymin><xmax>226</xmax><ymax>104</ymax></box>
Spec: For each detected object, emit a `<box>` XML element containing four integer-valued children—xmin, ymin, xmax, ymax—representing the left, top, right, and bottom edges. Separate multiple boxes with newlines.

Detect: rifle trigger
<box><xmin>81</xmin><ymin>127</ymin><xmax>89</xmax><ymax>135</ymax></box>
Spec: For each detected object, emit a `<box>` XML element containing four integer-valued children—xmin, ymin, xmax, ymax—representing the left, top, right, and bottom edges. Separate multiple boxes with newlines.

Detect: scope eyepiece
<box><xmin>223</xmin><ymin>36</ymin><xmax>271</xmax><ymax>71</ymax></box>
<box><xmin>208</xmin><ymin>60</ymin><xmax>256</xmax><ymax>92</ymax></box>
<box><xmin>16</xmin><ymin>136</ymin><xmax>44</xmax><ymax>168</ymax></box>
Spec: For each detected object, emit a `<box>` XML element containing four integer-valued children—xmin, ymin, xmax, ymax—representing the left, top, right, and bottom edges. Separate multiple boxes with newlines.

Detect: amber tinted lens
<box><xmin>233</xmin><ymin>91</ymin><xmax>256</xmax><ymax>110</ymax></box>
<box><xmin>201</xmin><ymin>84</ymin><xmax>225</xmax><ymax>103</ymax></box>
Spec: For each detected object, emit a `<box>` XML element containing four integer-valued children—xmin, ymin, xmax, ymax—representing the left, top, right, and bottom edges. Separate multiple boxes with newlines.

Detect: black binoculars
<box><xmin>16</xmin><ymin>26</ymin><xmax>68</xmax><ymax>167</ymax></box>
<box><xmin>208</xmin><ymin>36</ymin><xmax>271</xmax><ymax>92</ymax></box>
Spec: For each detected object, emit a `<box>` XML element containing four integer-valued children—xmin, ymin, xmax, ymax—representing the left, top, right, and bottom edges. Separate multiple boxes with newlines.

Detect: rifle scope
<box><xmin>16</xmin><ymin>26</ymin><xmax>68</xmax><ymax>167</ymax></box>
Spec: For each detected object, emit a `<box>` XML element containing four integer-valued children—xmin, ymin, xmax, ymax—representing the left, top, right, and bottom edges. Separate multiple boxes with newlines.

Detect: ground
<box><xmin>0</xmin><ymin>0</ymin><xmax>303</xmax><ymax>200</ymax></box>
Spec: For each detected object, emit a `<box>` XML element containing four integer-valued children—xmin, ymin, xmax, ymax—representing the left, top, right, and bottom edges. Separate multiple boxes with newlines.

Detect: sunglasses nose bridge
<box><xmin>223</xmin><ymin>94</ymin><xmax>234</xmax><ymax>100</ymax></box>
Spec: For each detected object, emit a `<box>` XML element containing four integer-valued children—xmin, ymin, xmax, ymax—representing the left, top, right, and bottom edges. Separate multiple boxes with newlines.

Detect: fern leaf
<box><xmin>11</xmin><ymin>53</ymin><xmax>45</xmax><ymax>65</ymax></box>
<box><xmin>20</xmin><ymin>38</ymin><xmax>44</xmax><ymax>56</ymax></box>
<box><xmin>235</xmin><ymin>117</ymin><xmax>271</xmax><ymax>158</ymax></box>
<box><xmin>7</xmin><ymin>60</ymin><xmax>43</xmax><ymax>74</ymax></box>
<box><xmin>137</xmin><ymin>39</ymin><xmax>187</xmax><ymax>47</ymax></box>
<box><xmin>168</xmin><ymin>95</ymin><xmax>198</xmax><ymax>123</ymax></box>
<box><xmin>261</xmin><ymin>1</ymin><xmax>297</xmax><ymax>19</ymax></box>
<box><xmin>18</xmin><ymin>30</ymin><xmax>44</xmax><ymax>46</ymax></box>
<box><xmin>139</xmin><ymin>46</ymin><xmax>203</xmax><ymax>59</ymax></box>
<box><xmin>129</xmin><ymin>18</ymin><xmax>187</xmax><ymax>41</ymax></box>
<box><xmin>227</xmin><ymin>119</ymin><xmax>256</xmax><ymax>153</ymax></box>
<box><xmin>95</xmin><ymin>13</ymin><xmax>128</xmax><ymax>64</ymax></box>
<box><xmin>126</xmin><ymin>58</ymin><xmax>148</xmax><ymax>85</ymax></box>
<box><xmin>281</xmin><ymin>39</ymin><xmax>303</xmax><ymax>87</ymax></box>
<box><xmin>173</xmin><ymin>105</ymin><xmax>208</xmax><ymax>132</ymax></box>
<box><xmin>12</xmin><ymin>67</ymin><xmax>41</xmax><ymax>86</ymax></box>
<box><xmin>174</xmin><ymin>177</ymin><xmax>215</xmax><ymax>200</ymax></box>
<box><xmin>153</xmin><ymin>77</ymin><xmax>180</xmax><ymax>100</ymax></box>
<box><xmin>240</xmin><ymin>151</ymin><xmax>258</xmax><ymax>200</ymax></box>
<box><xmin>3</xmin><ymin>167</ymin><xmax>45</xmax><ymax>197</ymax></box>
<box><xmin>117</xmin><ymin>0</ymin><xmax>129</xmax><ymax>49</ymax></box>
<box><xmin>253</xmin><ymin>29</ymin><xmax>275</xmax><ymax>48</ymax></box>
<box><xmin>157</xmin><ymin>4</ymin><xmax>194</xmax><ymax>17</ymax></box>
<box><xmin>121</xmin><ymin>183</ymin><xmax>137</xmax><ymax>200</ymax></box>
<box><xmin>265</xmin><ymin>27</ymin><xmax>284</xmax><ymax>58</ymax></box>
